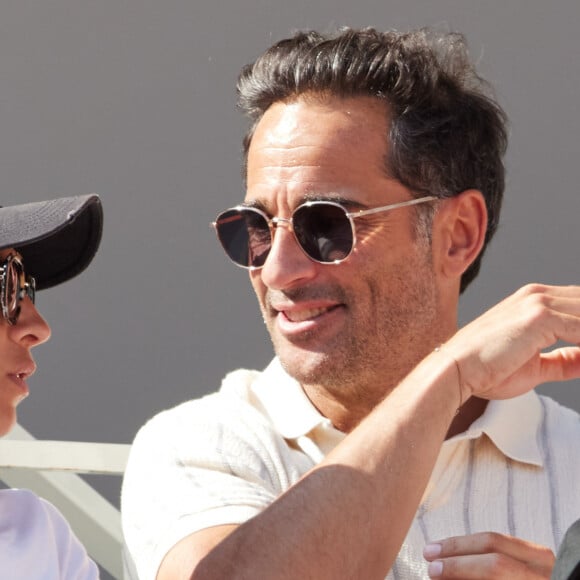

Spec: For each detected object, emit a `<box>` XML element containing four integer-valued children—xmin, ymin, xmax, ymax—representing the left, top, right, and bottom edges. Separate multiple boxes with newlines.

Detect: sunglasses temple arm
<box><xmin>351</xmin><ymin>196</ymin><xmax>438</xmax><ymax>218</ymax></box>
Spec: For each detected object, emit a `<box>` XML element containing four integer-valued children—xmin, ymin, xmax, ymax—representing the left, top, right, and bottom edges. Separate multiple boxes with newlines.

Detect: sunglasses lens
<box><xmin>215</xmin><ymin>208</ymin><xmax>271</xmax><ymax>268</ymax></box>
<box><xmin>1</xmin><ymin>256</ymin><xmax>25</xmax><ymax>324</ymax></box>
<box><xmin>26</xmin><ymin>276</ymin><xmax>36</xmax><ymax>305</ymax></box>
<box><xmin>5</xmin><ymin>262</ymin><xmax>18</xmax><ymax>316</ymax></box>
<box><xmin>293</xmin><ymin>203</ymin><xmax>354</xmax><ymax>263</ymax></box>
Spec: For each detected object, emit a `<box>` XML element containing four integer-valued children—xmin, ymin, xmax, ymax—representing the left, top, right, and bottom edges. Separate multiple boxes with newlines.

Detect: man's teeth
<box><xmin>285</xmin><ymin>307</ymin><xmax>329</xmax><ymax>322</ymax></box>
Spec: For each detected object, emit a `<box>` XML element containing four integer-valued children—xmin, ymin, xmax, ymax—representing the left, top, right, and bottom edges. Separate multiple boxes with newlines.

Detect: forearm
<box><xmin>191</xmin><ymin>352</ymin><xmax>461</xmax><ymax>580</ymax></box>
<box><xmin>184</xmin><ymin>283</ymin><xmax>580</xmax><ymax>579</ymax></box>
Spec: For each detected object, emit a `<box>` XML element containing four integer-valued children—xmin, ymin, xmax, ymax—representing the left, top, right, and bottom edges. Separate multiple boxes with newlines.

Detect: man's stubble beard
<box><xmin>267</xmin><ymin>251</ymin><xmax>440</xmax><ymax>400</ymax></box>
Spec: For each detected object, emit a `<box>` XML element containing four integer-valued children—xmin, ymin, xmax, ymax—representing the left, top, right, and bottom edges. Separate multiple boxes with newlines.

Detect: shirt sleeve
<box><xmin>0</xmin><ymin>489</ymin><xmax>99</xmax><ymax>580</ymax></box>
<box><xmin>121</xmin><ymin>389</ymin><xmax>308</xmax><ymax>580</ymax></box>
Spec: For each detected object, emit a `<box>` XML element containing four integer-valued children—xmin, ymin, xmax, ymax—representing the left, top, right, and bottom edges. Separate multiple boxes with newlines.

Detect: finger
<box><xmin>503</xmin><ymin>284</ymin><xmax>580</xmax><ymax>310</ymax></box>
<box><xmin>427</xmin><ymin>531</ymin><xmax>554</xmax><ymax>561</ymax></box>
<box><xmin>424</xmin><ymin>532</ymin><xmax>554</xmax><ymax>573</ymax></box>
<box><xmin>539</xmin><ymin>346</ymin><xmax>580</xmax><ymax>383</ymax></box>
<box><xmin>480</xmin><ymin>346</ymin><xmax>580</xmax><ymax>401</ymax></box>
<box><xmin>446</xmin><ymin>286</ymin><xmax>580</xmax><ymax>399</ymax></box>
<box><xmin>426</xmin><ymin>553</ymin><xmax>549</xmax><ymax>579</ymax></box>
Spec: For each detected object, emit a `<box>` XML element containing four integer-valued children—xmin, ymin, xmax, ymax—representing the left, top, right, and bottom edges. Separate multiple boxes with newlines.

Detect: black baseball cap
<box><xmin>0</xmin><ymin>194</ymin><xmax>103</xmax><ymax>290</ymax></box>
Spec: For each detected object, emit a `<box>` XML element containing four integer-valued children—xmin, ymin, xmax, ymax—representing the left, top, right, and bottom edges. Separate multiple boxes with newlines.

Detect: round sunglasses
<box><xmin>0</xmin><ymin>253</ymin><xmax>36</xmax><ymax>325</ymax></box>
<box><xmin>212</xmin><ymin>196</ymin><xmax>437</xmax><ymax>269</ymax></box>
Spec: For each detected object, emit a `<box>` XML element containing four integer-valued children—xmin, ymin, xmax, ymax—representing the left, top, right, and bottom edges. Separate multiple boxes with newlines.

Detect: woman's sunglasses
<box><xmin>0</xmin><ymin>253</ymin><xmax>36</xmax><ymax>325</ymax></box>
<box><xmin>213</xmin><ymin>196</ymin><xmax>437</xmax><ymax>269</ymax></box>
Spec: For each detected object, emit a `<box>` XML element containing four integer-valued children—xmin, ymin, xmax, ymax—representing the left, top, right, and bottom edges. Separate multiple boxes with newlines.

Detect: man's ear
<box><xmin>434</xmin><ymin>189</ymin><xmax>487</xmax><ymax>280</ymax></box>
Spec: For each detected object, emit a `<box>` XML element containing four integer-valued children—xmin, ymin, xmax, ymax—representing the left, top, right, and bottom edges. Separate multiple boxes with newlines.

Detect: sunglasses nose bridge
<box><xmin>270</xmin><ymin>215</ymin><xmax>293</xmax><ymax>232</ymax></box>
<box><xmin>269</xmin><ymin>214</ymin><xmax>300</xmax><ymax>248</ymax></box>
<box><xmin>267</xmin><ymin>215</ymin><xmax>311</xmax><ymax>264</ymax></box>
<box><xmin>269</xmin><ymin>215</ymin><xmax>297</xmax><ymax>246</ymax></box>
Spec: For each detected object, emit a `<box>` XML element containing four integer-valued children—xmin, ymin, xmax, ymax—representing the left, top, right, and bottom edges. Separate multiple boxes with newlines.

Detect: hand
<box><xmin>423</xmin><ymin>531</ymin><xmax>555</xmax><ymax>579</ymax></box>
<box><xmin>442</xmin><ymin>284</ymin><xmax>580</xmax><ymax>402</ymax></box>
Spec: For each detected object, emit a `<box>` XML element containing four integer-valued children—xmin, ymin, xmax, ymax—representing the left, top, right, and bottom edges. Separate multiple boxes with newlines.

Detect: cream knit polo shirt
<box><xmin>121</xmin><ymin>358</ymin><xmax>580</xmax><ymax>580</ymax></box>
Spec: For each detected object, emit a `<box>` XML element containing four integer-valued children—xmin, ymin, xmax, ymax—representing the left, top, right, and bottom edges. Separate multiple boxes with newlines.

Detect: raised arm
<box><xmin>154</xmin><ymin>284</ymin><xmax>580</xmax><ymax>580</ymax></box>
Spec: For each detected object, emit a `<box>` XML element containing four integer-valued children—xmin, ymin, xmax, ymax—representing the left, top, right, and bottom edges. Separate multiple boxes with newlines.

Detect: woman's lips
<box><xmin>11</xmin><ymin>362</ymin><xmax>36</xmax><ymax>381</ymax></box>
<box><xmin>5</xmin><ymin>361</ymin><xmax>35</xmax><ymax>398</ymax></box>
<box><xmin>7</xmin><ymin>373</ymin><xmax>30</xmax><ymax>399</ymax></box>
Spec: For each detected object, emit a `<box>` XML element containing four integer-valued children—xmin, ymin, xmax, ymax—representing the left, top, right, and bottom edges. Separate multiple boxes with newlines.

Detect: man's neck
<box><xmin>445</xmin><ymin>396</ymin><xmax>488</xmax><ymax>439</ymax></box>
<box><xmin>301</xmin><ymin>382</ymin><xmax>488</xmax><ymax>437</ymax></box>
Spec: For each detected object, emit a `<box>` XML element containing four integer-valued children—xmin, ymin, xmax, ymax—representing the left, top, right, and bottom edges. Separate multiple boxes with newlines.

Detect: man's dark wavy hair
<box><xmin>236</xmin><ymin>27</ymin><xmax>508</xmax><ymax>293</ymax></box>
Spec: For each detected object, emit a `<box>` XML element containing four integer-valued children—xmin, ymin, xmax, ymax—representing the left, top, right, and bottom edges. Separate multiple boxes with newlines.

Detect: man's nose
<box><xmin>259</xmin><ymin>224</ymin><xmax>318</xmax><ymax>290</ymax></box>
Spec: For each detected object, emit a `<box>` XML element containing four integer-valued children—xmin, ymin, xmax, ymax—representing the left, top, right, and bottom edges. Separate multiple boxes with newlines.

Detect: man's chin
<box><xmin>275</xmin><ymin>344</ymin><xmax>334</xmax><ymax>384</ymax></box>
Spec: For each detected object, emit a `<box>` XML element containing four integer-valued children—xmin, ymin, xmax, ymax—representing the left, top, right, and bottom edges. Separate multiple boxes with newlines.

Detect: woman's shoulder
<box><xmin>0</xmin><ymin>488</ymin><xmax>99</xmax><ymax>579</ymax></box>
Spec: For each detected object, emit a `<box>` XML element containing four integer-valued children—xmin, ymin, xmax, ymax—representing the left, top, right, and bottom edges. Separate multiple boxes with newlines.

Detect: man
<box><xmin>122</xmin><ymin>27</ymin><xmax>580</xmax><ymax>579</ymax></box>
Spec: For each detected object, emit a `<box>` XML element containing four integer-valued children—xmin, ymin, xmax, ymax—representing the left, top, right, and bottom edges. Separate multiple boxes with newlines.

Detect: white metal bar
<box><xmin>0</xmin><ymin>423</ymin><xmax>131</xmax><ymax>579</ymax></box>
<box><xmin>0</xmin><ymin>439</ymin><xmax>129</xmax><ymax>474</ymax></box>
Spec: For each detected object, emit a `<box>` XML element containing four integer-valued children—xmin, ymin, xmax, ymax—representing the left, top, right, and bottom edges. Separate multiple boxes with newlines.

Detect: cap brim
<box><xmin>0</xmin><ymin>194</ymin><xmax>103</xmax><ymax>290</ymax></box>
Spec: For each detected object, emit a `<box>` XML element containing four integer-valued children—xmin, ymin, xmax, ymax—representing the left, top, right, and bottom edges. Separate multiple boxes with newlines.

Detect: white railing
<box><xmin>0</xmin><ymin>423</ymin><xmax>131</xmax><ymax>579</ymax></box>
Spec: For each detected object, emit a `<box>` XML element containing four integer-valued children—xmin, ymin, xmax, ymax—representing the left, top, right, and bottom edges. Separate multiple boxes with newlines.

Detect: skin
<box><xmin>423</xmin><ymin>531</ymin><xmax>555</xmax><ymax>579</ymax></box>
<box><xmin>245</xmin><ymin>96</ymin><xmax>448</xmax><ymax>432</ymax></box>
<box><xmin>0</xmin><ymin>249</ymin><xmax>51</xmax><ymax>436</ymax></box>
<box><xmin>245</xmin><ymin>94</ymin><xmax>488</xmax><ymax>436</ymax></box>
<box><xmin>155</xmin><ymin>95</ymin><xmax>580</xmax><ymax>580</ymax></box>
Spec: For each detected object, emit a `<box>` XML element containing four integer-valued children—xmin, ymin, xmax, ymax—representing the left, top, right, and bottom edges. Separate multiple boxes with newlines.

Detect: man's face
<box><xmin>245</xmin><ymin>95</ymin><xmax>445</xmax><ymax>403</ymax></box>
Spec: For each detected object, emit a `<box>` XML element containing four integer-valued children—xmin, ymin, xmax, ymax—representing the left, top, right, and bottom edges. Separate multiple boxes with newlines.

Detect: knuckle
<box><xmin>537</xmin><ymin>546</ymin><xmax>556</xmax><ymax>566</ymax></box>
<box><xmin>521</xmin><ymin>293</ymin><xmax>553</xmax><ymax>323</ymax></box>
<box><xmin>442</xmin><ymin>536</ymin><xmax>460</xmax><ymax>555</ymax></box>
<box><xmin>518</xmin><ymin>282</ymin><xmax>548</xmax><ymax>297</ymax></box>
<box><xmin>479</xmin><ymin>531</ymin><xmax>503</xmax><ymax>552</ymax></box>
<box><xmin>509</xmin><ymin>284</ymin><xmax>553</xmax><ymax>320</ymax></box>
<box><xmin>486</xmin><ymin>552</ymin><xmax>510</xmax><ymax>575</ymax></box>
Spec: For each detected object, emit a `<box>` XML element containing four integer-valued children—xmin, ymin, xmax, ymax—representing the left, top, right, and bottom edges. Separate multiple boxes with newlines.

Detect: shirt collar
<box><xmin>446</xmin><ymin>390</ymin><xmax>543</xmax><ymax>466</ymax></box>
<box><xmin>250</xmin><ymin>358</ymin><xmax>331</xmax><ymax>439</ymax></box>
<box><xmin>248</xmin><ymin>358</ymin><xmax>544</xmax><ymax>467</ymax></box>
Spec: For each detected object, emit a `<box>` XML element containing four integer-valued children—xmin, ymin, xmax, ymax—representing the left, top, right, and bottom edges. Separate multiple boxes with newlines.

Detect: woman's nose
<box><xmin>9</xmin><ymin>297</ymin><xmax>51</xmax><ymax>346</ymax></box>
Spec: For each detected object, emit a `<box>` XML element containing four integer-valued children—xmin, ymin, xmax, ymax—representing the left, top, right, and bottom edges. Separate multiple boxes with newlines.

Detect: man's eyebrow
<box><xmin>241</xmin><ymin>194</ymin><xmax>368</xmax><ymax>212</ymax></box>
<box><xmin>302</xmin><ymin>193</ymin><xmax>366</xmax><ymax>207</ymax></box>
<box><xmin>240</xmin><ymin>199</ymin><xmax>267</xmax><ymax>211</ymax></box>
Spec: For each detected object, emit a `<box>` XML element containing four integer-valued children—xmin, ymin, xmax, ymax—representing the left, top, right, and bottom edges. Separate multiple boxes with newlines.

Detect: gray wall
<box><xmin>2</xmin><ymin>0</ymin><xmax>579</xmax><ymax>513</ymax></box>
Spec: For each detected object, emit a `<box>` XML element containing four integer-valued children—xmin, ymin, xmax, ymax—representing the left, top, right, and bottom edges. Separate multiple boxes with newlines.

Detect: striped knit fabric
<box><xmin>122</xmin><ymin>358</ymin><xmax>580</xmax><ymax>580</ymax></box>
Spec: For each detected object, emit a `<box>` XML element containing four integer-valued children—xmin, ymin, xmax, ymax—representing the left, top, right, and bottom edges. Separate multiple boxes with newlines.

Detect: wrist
<box><xmin>433</xmin><ymin>346</ymin><xmax>467</xmax><ymax>413</ymax></box>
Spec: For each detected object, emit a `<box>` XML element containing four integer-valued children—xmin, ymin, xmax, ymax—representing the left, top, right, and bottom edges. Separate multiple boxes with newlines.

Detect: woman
<box><xmin>0</xmin><ymin>194</ymin><xmax>103</xmax><ymax>579</ymax></box>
